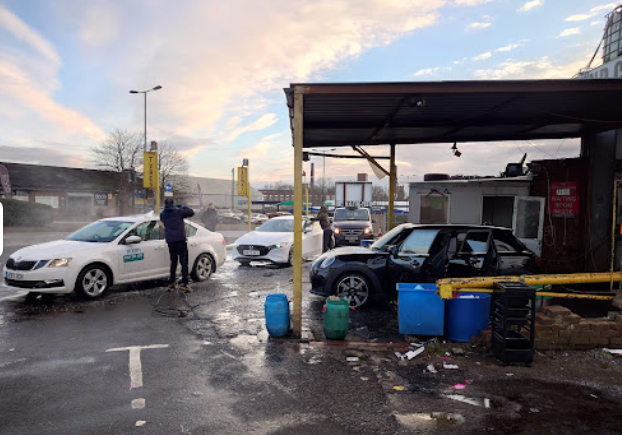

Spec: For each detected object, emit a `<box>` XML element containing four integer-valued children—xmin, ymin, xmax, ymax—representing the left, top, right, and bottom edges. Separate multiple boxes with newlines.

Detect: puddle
<box><xmin>395</xmin><ymin>412</ymin><xmax>466</xmax><ymax>430</ymax></box>
<box><xmin>444</xmin><ymin>394</ymin><xmax>494</xmax><ymax>408</ymax></box>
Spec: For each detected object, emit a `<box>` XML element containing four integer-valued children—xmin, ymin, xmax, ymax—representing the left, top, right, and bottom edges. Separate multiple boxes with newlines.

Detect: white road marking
<box><xmin>106</xmin><ymin>344</ymin><xmax>168</xmax><ymax>388</ymax></box>
<box><xmin>132</xmin><ymin>399</ymin><xmax>146</xmax><ymax>409</ymax></box>
<box><xmin>136</xmin><ymin>420</ymin><xmax>146</xmax><ymax>426</ymax></box>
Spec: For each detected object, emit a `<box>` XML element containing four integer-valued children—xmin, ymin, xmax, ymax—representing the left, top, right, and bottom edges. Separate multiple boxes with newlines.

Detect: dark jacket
<box><xmin>160</xmin><ymin>203</ymin><xmax>195</xmax><ymax>243</ymax></box>
<box><xmin>202</xmin><ymin>208</ymin><xmax>219</xmax><ymax>226</ymax></box>
<box><xmin>316</xmin><ymin>206</ymin><xmax>331</xmax><ymax>230</ymax></box>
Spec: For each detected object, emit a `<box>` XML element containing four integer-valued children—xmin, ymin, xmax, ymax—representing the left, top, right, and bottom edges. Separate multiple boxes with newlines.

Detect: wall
<box><xmin>408</xmin><ymin>180</ymin><xmax>530</xmax><ymax>224</ymax></box>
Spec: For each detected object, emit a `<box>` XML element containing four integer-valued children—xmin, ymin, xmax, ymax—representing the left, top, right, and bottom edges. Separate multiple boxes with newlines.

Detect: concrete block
<box><xmin>543</xmin><ymin>305</ymin><xmax>572</xmax><ymax>318</ymax></box>
<box><xmin>589</xmin><ymin>337</ymin><xmax>611</xmax><ymax>346</ymax></box>
<box><xmin>612</xmin><ymin>290</ymin><xmax>622</xmax><ymax>310</ymax></box>
<box><xmin>608</xmin><ymin>337</ymin><xmax>622</xmax><ymax>346</ymax></box>
<box><xmin>565</xmin><ymin>314</ymin><xmax>581</xmax><ymax>325</ymax></box>
<box><xmin>600</xmin><ymin>329</ymin><xmax>621</xmax><ymax>338</ymax></box>
<box><xmin>569</xmin><ymin>337</ymin><xmax>591</xmax><ymax>345</ymax></box>
<box><xmin>569</xmin><ymin>322</ymin><xmax>590</xmax><ymax>332</ymax></box>
<box><xmin>535</xmin><ymin>313</ymin><xmax>554</xmax><ymax>325</ymax></box>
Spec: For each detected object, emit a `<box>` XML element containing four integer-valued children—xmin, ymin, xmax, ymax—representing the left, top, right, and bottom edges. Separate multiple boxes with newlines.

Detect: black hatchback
<box><xmin>310</xmin><ymin>224</ymin><xmax>540</xmax><ymax>308</ymax></box>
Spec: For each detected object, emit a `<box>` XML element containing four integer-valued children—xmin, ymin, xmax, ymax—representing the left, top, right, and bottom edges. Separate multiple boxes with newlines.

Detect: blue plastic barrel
<box><xmin>265</xmin><ymin>294</ymin><xmax>290</xmax><ymax>337</ymax></box>
<box><xmin>360</xmin><ymin>240</ymin><xmax>373</xmax><ymax>248</ymax></box>
<box><xmin>445</xmin><ymin>292</ymin><xmax>491</xmax><ymax>342</ymax></box>
<box><xmin>397</xmin><ymin>283</ymin><xmax>445</xmax><ymax>335</ymax></box>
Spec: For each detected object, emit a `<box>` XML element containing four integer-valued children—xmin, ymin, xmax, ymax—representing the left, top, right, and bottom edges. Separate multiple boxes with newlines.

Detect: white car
<box><xmin>232</xmin><ymin>216</ymin><xmax>323</xmax><ymax>266</ymax></box>
<box><xmin>3</xmin><ymin>214</ymin><xmax>226</xmax><ymax>299</ymax></box>
<box><xmin>242</xmin><ymin>213</ymin><xmax>269</xmax><ymax>225</ymax></box>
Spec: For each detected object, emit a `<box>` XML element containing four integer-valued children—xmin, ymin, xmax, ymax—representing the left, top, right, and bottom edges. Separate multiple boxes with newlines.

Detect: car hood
<box><xmin>9</xmin><ymin>240</ymin><xmax>105</xmax><ymax>261</ymax></box>
<box><xmin>234</xmin><ymin>231</ymin><xmax>293</xmax><ymax>246</ymax></box>
<box><xmin>325</xmin><ymin>246</ymin><xmax>379</xmax><ymax>256</ymax></box>
<box><xmin>332</xmin><ymin>221</ymin><xmax>372</xmax><ymax>228</ymax></box>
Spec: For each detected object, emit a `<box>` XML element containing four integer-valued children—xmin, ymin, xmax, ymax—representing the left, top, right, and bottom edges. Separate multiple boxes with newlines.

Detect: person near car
<box><xmin>160</xmin><ymin>198</ymin><xmax>195</xmax><ymax>292</ymax></box>
<box><xmin>201</xmin><ymin>203</ymin><xmax>219</xmax><ymax>232</ymax></box>
<box><xmin>316</xmin><ymin>205</ymin><xmax>333</xmax><ymax>252</ymax></box>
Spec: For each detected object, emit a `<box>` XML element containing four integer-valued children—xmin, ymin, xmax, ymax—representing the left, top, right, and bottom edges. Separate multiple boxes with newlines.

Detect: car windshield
<box><xmin>399</xmin><ymin>229</ymin><xmax>439</xmax><ymax>255</ymax></box>
<box><xmin>370</xmin><ymin>225</ymin><xmax>414</xmax><ymax>251</ymax></box>
<box><xmin>334</xmin><ymin>208</ymin><xmax>370</xmax><ymax>222</ymax></box>
<box><xmin>66</xmin><ymin>220</ymin><xmax>134</xmax><ymax>243</ymax></box>
<box><xmin>256</xmin><ymin>219</ymin><xmax>294</xmax><ymax>232</ymax></box>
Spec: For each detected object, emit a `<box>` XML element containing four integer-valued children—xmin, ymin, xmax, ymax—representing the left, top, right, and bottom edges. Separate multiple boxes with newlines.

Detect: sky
<box><xmin>0</xmin><ymin>0</ymin><xmax>617</xmax><ymax>188</ymax></box>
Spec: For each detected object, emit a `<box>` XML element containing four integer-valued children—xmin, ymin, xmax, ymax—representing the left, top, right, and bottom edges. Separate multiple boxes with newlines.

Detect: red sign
<box><xmin>549</xmin><ymin>182</ymin><xmax>579</xmax><ymax>218</ymax></box>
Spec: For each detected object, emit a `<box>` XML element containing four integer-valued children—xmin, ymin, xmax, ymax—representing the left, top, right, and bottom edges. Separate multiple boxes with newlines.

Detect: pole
<box><xmin>144</xmin><ymin>93</ymin><xmax>147</xmax><ymax>151</ymax></box>
<box><xmin>388</xmin><ymin>144</ymin><xmax>396</xmax><ymax>231</ymax></box>
<box><xmin>322</xmin><ymin>152</ymin><xmax>325</xmax><ymax>206</ymax></box>
<box><xmin>231</xmin><ymin>168</ymin><xmax>235</xmax><ymax>210</ymax></box>
<box><xmin>154</xmin><ymin>142</ymin><xmax>160</xmax><ymax>214</ymax></box>
<box><xmin>292</xmin><ymin>86</ymin><xmax>304</xmax><ymax>338</ymax></box>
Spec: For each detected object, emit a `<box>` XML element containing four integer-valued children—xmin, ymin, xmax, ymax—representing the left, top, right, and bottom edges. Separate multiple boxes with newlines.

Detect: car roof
<box><xmin>400</xmin><ymin>223</ymin><xmax>513</xmax><ymax>232</ymax></box>
<box><xmin>99</xmin><ymin>212</ymin><xmax>198</xmax><ymax>225</ymax></box>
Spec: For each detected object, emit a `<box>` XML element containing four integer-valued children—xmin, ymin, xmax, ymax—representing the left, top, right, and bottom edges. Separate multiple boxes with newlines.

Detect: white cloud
<box><xmin>473</xmin><ymin>52</ymin><xmax>492</xmax><ymax>61</ymax></box>
<box><xmin>565</xmin><ymin>4</ymin><xmax>617</xmax><ymax>22</ymax></box>
<box><xmin>79</xmin><ymin>6</ymin><xmax>120</xmax><ymax>47</ymax></box>
<box><xmin>473</xmin><ymin>56</ymin><xmax>588</xmax><ymax>79</ymax></box>
<box><xmin>453</xmin><ymin>0</ymin><xmax>496</xmax><ymax>5</ymax></box>
<box><xmin>0</xmin><ymin>5</ymin><xmax>60</xmax><ymax>66</ymax></box>
<box><xmin>558</xmin><ymin>28</ymin><xmax>580</xmax><ymax>37</ymax></box>
<box><xmin>413</xmin><ymin>67</ymin><xmax>451</xmax><ymax>77</ymax></box>
<box><xmin>517</xmin><ymin>1</ymin><xmax>543</xmax><ymax>13</ymax></box>
<box><xmin>495</xmin><ymin>43</ymin><xmax>522</xmax><ymax>52</ymax></box>
<box><xmin>227</xmin><ymin>113</ymin><xmax>278</xmax><ymax>141</ymax></box>
<box><xmin>466</xmin><ymin>22</ymin><xmax>492</xmax><ymax>31</ymax></box>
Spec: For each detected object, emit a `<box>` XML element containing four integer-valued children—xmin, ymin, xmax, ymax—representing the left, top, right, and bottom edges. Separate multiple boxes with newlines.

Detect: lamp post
<box><xmin>130</xmin><ymin>85</ymin><xmax>162</xmax><ymax>211</ymax></box>
<box><xmin>130</xmin><ymin>85</ymin><xmax>162</xmax><ymax>151</ymax></box>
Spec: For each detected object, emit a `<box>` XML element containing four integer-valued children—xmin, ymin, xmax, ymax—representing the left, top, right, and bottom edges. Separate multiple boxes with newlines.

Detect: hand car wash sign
<box><xmin>549</xmin><ymin>182</ymin><xmax>579</xmax><ymax>218</ymax></box>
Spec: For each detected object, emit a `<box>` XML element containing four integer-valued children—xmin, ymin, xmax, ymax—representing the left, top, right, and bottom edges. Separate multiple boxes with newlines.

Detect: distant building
<box><xmin>187</xmin><ymin>176</ymin><xmax>263</xmax><ymax>210</ymax></box>
<box><xmin>0</xmin><ymin>161</ymin><xmax>126</xmax><ymax>219</ymax></box>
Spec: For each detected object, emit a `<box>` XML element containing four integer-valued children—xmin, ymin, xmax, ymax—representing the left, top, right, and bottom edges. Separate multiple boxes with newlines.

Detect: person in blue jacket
<box><xmin>160</xmin><ymin>198</ymin><xmax>195</xmax><ymax>292</ymax></box>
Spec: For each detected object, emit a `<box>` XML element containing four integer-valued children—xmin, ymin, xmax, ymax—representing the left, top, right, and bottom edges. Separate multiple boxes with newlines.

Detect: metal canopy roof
<box><xmin>284</xmin><ymin>79</ymin><xmax>622</xmax><ymax>148</ymax></box>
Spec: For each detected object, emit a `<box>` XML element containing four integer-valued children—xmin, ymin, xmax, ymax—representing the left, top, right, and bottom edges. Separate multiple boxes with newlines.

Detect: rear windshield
<box><xmin>493</xmin><ymin>230</ymin><xmax>527</xmax><ymax>252</ymax></box>
<box><xmin>334</xmin><ymin>208</ymin><xmax>370</xmax><ymax>222</ymax></box>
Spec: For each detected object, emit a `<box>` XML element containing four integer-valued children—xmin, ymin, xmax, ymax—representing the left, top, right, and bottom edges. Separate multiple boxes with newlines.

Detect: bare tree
<box><xmin>156</xmin><ymin>141</ymin><xmax>191</xmax><ymax>204</ymax></box>
<box><xmin>90</xmin><ymin>129</ymin><xmax>143</xmax><ymax>171</ymax></box>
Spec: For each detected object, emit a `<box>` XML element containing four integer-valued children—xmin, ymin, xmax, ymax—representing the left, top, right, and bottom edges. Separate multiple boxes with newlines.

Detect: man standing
<box><xmin>160</xmin><ymin>198</ymin><xmax>195</xmax><ymax>292</ymax></box>
<box><xmin>316</xmin><ymin>205</ymin><xmax>333</xmax><ymax>253</ymax></box>
<box><xmin>201</xmin><ymin>203</ymin><xmax>219</xmax><ymax>232</ymax></box>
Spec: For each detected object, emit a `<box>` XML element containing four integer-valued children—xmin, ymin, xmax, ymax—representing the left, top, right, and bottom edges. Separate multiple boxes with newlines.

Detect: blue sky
<box><xmin>0</xmin><ymin>0</ymin><xmax>616</xmax><ymax>187</ymax></box>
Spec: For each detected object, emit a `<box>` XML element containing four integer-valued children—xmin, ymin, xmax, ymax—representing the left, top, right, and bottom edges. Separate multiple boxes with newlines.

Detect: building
<box><xmin>187</xmin><ymin>176</ymin><xmax>263</xmax><ymax>210</ymax></box>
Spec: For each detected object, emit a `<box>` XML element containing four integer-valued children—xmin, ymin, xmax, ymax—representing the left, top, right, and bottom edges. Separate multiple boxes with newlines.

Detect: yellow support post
<box><xmin>292</xmin><ymin>86</ymin><xmax>304</xmax><ymax>338</ymax></box>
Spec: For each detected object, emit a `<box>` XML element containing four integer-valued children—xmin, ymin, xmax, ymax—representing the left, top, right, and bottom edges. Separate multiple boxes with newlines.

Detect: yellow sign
<box><xmin>237</xmin><ymin>167</ymin><xmax>248</xmax><ymax>196</ymax></box>
<box><xmin>143</xmin><ymin>152</ymin><xmax>158</xmax><ymax>188</ymax></box>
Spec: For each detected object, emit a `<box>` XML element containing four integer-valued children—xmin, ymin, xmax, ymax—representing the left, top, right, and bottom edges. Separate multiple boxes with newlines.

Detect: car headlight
<box><xmin>269</xmin><ymin>242</ymin><xmax>290</xmax><ymax>249</ymax></box>
<box><xmin>334</xmin><ymin>228</ymin><xmax>341</xmax><ymax>235</ymax></box>
<box><xmin>364</xmin><ymin>227</ymin><xmax>371</xmax><ymax>234</ymax></box>
<box><xmin>48</xmin><ymin>258</ymin><xmax>72</xmax><ymax>268</ymax></box>
<box><xmin>320</xmin><ymin>256</ymin><xmax>336</xmax><ymax>269</ymax></box>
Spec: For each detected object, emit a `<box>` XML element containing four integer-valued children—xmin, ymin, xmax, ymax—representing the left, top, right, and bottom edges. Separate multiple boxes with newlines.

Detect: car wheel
<box><xmin>191</xmin><ymin>253</ymin><xmax>214</xmax><ymax>282</ymax></box>
<box><xmin>334</xmin><ymin>273</ymin><xmax>371</xmax><ymax>308</ymax></box>
<box><xmin>75</xmin><ymin>264</ymin><xmax>111</xmax><ymax>299</ymax></box>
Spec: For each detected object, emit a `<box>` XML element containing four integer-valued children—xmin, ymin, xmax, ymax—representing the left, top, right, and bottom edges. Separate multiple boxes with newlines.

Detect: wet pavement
<box><xmin>1</xmin><ymin>236</ymin><xmax>622</xmax><ymax>433</ymax></box>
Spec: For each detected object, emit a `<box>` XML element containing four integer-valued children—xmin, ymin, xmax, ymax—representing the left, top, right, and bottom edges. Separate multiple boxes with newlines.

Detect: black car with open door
<box><xmin>310</xmin><ymin>224</ymin><xmax>540</xmax><ymax>308</ymax></box>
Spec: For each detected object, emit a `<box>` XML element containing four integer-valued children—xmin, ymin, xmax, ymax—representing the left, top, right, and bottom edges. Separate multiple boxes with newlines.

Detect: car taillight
<box><xmin>535</xmin><ymin>254</ymin><xmax>542</xmax><ymax>269</ymax></box>
<box><xmin>222</xmin><ymin>237</ymin><xmax>226</xmax><ymax>246</ymax></box>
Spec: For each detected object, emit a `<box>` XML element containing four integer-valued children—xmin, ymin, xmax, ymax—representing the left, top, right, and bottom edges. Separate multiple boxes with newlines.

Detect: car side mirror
<box><xmin>371</xmin><ymin>219</ymin><xmax>377</xmax><ymax>223</ymax></box>
<box><xmin>125</xmin><ymin>235</ymin><xmax>142</xmax><ymax>244</ymax></box>
<box><xmin>304</xmin><ymin>226</ymin><xmax>313</xmax><ymax>233</ymax></box>
<box><xmin>387</xmin><ymin>245</ymin><xmax>399</xmax><ymax>256</ymax></box>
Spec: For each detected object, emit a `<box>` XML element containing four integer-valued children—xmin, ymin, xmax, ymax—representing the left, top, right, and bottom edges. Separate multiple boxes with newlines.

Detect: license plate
<box><xmin>243</xmin><ymin>250</ymin><xmax>260</xmax><ymax>256</ymax></box>
<box><xmin>346</xmin><ymin>236</ymin><xmax>359</xmax><ymax>242</ymax></box>
<box><xmin>5</xmin><ymin>271</ymin><xmax>24</xmax><ymax>280</ymax></box>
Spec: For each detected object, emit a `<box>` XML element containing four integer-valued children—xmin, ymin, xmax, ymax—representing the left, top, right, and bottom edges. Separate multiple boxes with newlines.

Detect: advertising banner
<box><xmin>237</xmin><ymin>167</ymin><xmax>248</xmax><ymax>196</ymax></box>
<box><xmin>143</xmin><ymin>152</ymin><xmax>158</xmax><ymax>188</ymax></box>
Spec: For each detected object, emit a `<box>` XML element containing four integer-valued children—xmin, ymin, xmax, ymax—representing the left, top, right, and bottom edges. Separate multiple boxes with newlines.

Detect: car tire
<box><xmin>287</xmin><ymin>248</ymin><xmax>294</xmax><ymax>267</ymax></box>
<box><xmin>191</xmin><ymin>253</ymin><xmax>214</xmax><ymax>282</ymax></box>
<box><xmin>75</xmin><ymin>264</ymin><xmax>111</xmax><ymax>299</ymax></box>
<box><xmin>334</xmin><ymin>273</ymin><xmax>371</xmax><ymax>308</ymax></box>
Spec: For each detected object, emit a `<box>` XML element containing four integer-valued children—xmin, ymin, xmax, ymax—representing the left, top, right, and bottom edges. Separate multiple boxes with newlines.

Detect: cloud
<box><xmin>473</xmin><ymin>52</ymin><xmax>492</xmax><ymax>61</ymax></box>
<box><xmin>473</xmin><ymin>56</ymin><xmax>588</xmax><ymax>79</ymax></box>
<box><xmin>495</xmin><ymin>43</ymin><xmax>523</xmax><ymax>52</ymax></box>
<box><xmin>79</xmin><ymin>6</ymin><xmax>120</xmax><ymax>47</ymax></box>
<box><xmin>453</xmin><ymin>0</ymin><xmax>497</xmax><ymax>5</ymax></box>
<box><xmin>227</xmin><ymin>113</ymin><xmax>278</xmax><ymax>141</ymax></box>
<box><xmin>517</xmin><ymin>1</ymin><xmax>543</xmax><ymax>13</ymax></box>
<box><xmin>558</xmin><ymin>28</ymin><xmax>580</xmax><ymax>37</ymax></box>
<box><xmin>0</xmin><ymin>145</ymin><xmax>88</xmax><ymax>168</ymax></box>
<box><xmin>413</xmin><ymin>67</ymin><xmax>451</xmax><ymax>77</ymax></box>
<box><xmin>565</xmin><ymin>4</ymin><xmax>617</xmax><ymax>22</ymax></box>
<box><xmin>0</xmin><ymin>5</ymin><xmax>60</xmax><ymax>66</ymax></box>
<box><xmin>466</xmin><ymin>22</ymin><xmax>492</xmax><ymax>31</ymax></box>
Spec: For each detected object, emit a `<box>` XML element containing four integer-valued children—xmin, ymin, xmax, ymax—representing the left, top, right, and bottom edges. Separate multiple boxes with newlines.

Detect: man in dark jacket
<box><xmin>201</xmin><ymin>203</ymin><xmax>219</xmax><ymax>231</ymax></box>
<box><xmin>316</xmin><ymin>205</ymin><xmax>333</xmax><ymax>252</ymax></box>
<box><xmin>160</xmin><ymin>198</ymin><xmax>195</xmax><ymax>292</ymax></box>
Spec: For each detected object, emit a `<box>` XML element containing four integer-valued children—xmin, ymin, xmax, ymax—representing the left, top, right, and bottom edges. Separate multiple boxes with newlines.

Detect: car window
<box><xmin>185</xmin><ymin>223</ymin><xmax>198</xmax><ymax>238</ymax></box>
<box><xmin>493</xmin><ymin>231</ymin><xmax>525</xmax><ymax>252</ymax></box>
<box><xmin>399</xmin><ymin>229</ymin><xmax>439</xmax><ymax>255</ymax></box>
<box><xmin>459</xmin><ymin>231</ymin><xmax>490</xmax><ymax>254</ymax></box>
<box><xmin>370</xmin><ymin>225</ymin><xmax>413</xmax><ymax>251</ymax></box>
<box><xmin>131</xmin><ymin>221</ymin><xmax>162</xmax><ymax>241</ymax></box>
<box><xmin>67</xmin><ymin>220</ymin><xmax>134</xmax><ymax>243</ymax></box>
<box><xmin>334</xmin><ymin>208</ymin><xmax>370</xmax><ymax>222</ymax></box>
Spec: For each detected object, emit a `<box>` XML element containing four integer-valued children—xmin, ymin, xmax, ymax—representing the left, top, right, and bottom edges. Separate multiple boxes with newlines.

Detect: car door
<box><xmin>302</xmin><ymin>220</ymin><xmax>323</xmax><ymax>258</ymax></box>
<box><xmin>445</xmin><ymin>230</ymin><xmax>495</xmax><ymax>279</ymax></box>
<box><xmin>118</xmin><ymin>221</ymin><xmax>168</xmax><ymax>281</ymax></box>
<box><xmin>185</xmin><ymin>223</ymin><xmax>201</xmax><ymax>267</ymax></box>
<box><xmin>386</xmin><ymin>228</ymin><xmax>440</xmax><ymax>291</ymax></box>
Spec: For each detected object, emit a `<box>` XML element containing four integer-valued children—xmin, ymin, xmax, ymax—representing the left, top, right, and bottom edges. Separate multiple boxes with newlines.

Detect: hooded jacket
<box><xmin>160</xmin><ymin>203</ymin><xmax>195</xmax><ymax>243</ymax></box>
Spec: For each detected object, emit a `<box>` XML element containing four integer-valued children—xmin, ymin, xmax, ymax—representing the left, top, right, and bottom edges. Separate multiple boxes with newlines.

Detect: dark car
<box><xmin>332</xmin><ymin>207</ymin><xmax>375</xmax><ymax>247</ymax></box>
<box><xmin>310</xmin><ymin>224</ymin><xmax>540</xmax><ymax>308</ymax></box>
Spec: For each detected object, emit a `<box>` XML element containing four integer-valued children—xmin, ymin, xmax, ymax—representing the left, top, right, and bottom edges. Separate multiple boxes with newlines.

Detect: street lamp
<box><xmin>129</xmin><ymin>85</ymin><xmax>162</xmax><ymax>151</ymax></box>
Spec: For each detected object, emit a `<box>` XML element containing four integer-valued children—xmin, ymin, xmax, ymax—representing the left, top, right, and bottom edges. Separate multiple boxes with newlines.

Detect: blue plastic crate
<box><xmin>397</xmin><ymin>283</ymin><xmax>445</xmax><ymax>336</ymax></box>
